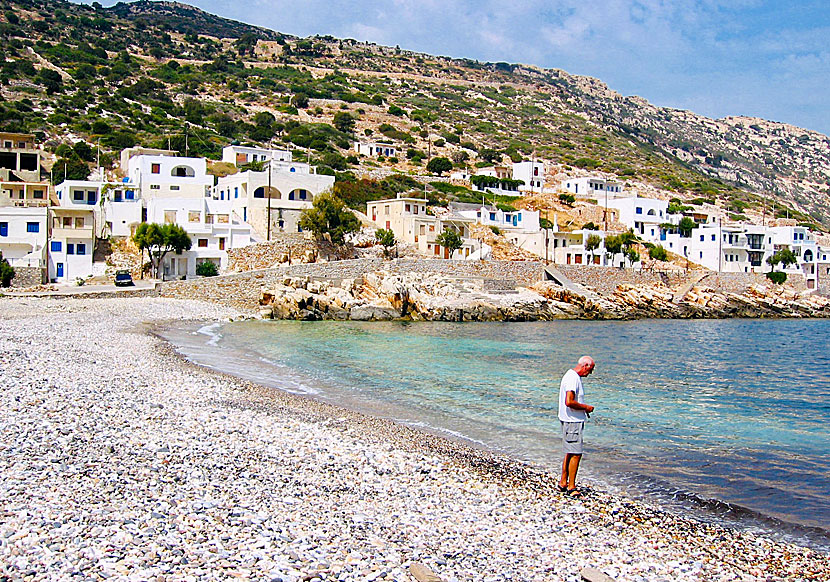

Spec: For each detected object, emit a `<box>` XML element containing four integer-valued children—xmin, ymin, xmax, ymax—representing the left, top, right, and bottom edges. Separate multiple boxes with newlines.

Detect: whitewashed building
<box><xmin>214</xmin><ymin>165</ymin><xmax>334</xmax><ymax>239</ymax></box>
<box><xmin>0</xmin><ymin>205</ymin><xmax>48</xmax><ymax>269</ymax></box>
<box><xmin>222</xmin><ymin>145</ymin><xmax>292</xmax><ymax>166</ymax></box>
<box><xmin>606</xmin><ymin>197</ymin><xmax>669</xmax><ymax>243</ymax></box>
<box><xmin>146</xmin><ymin>197</ymin><xmax>252</xmax><ymax>280</ymax></box>
<box><xmin>512</xmin><ymin>161</ymin><xmax>545</xmax><ymax>194</ymax></box>
<box><xmin>55</xmin><ymin>179</ymin><xmax>143</xmax><ymax>238</ymax></box>
<box><xmin>354</xmin><ymin>142</ymin><xmax>397</xmax><ymax>158</ymax></box>
<box><xmin>454</xmin><ymin>204</ymin><xmax>540</xmax><ymax>232</ymax></box>
<box><xmin>48</xmin><ymin>194</ymin><xmax>95</xmax><ymax>283</ymax></box>
<box><xmin>127</xmin><ymin>154</ymin><xmax>213</xmax><ymax>200</ymax></box>
<box><xmin>562</xmin><ymin>176</ymin><xmax>624</xmax><ymax>200</ymax></box>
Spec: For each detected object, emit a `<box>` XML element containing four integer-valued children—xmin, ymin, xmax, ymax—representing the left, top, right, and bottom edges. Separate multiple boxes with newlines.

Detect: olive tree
<box><xmin>435</xmin><ymin>228</ymin><xmax>463</xmax><ymax>258</ymax></box>
<box><xmin>375</xmin><ymin>228</ymin><xmax>396</xmax><ymax>258</ymax></box>
<box><xmin>585</xmin><ymin>234</ymin><xmax>601</xmax><ymax>263</ymax></box>
<box><xmin>426</xmin><ymin>156</ymin><xmax>452</xmax><ymax>176</ymax></box>
<box><xmin>298</xmin><ymin>190</ymin><xmax>360</xmax><ymax>245</ymax></box>
<box><xmin>132</xmin><ymin>223</ymin><xmax>192</xmax><ymax>279</ymax></box>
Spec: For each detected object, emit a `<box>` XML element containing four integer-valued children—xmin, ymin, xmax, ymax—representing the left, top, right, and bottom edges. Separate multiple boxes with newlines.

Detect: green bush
<box><xmin>766</xmin><ymin>271</ymin><xmax>787</xmax><ymax>285</ymax></box>
<box><xmin>0</xmin><ymin>251</ymin><xmax>15</xmax><ymax>287</ymax></box>
<box><xmin>196</xmin><ymin>261</ymin><xmax>219</xmax><ymax>277</ymax></box>
<box><xmin>648</xmin><ymin>245</ymin><xmax>669</xmax><ymax>261</ymax></box>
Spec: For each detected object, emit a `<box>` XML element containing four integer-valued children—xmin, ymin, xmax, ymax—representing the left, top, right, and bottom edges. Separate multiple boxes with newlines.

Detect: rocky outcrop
<box><xmin>260</xmin><ymin>271</ymin><xmax>830</xmax><ymax>321</ymax></box>
<box><xmin>260</xmin><ymin>272</ymin><xmax>584</xmax><ymax>321</ymax></box>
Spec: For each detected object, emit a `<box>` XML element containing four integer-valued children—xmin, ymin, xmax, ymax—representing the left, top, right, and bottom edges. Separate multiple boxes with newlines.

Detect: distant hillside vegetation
<box><xmin>1</xmin><ymin>0</ymin><xmax>828</xmax><ymax>227</ymax></box>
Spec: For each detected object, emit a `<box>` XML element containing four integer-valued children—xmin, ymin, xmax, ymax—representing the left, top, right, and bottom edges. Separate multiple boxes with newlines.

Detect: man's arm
<box><xmin>565</xmin><ymin>390</ymin><xmax>594</xmax><ymax>414</ymax></box>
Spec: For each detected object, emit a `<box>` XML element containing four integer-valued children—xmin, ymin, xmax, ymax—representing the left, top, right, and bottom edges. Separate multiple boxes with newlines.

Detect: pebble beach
<box><xmin>0</xmin><ymin>296</ymin><xmax>827</xmax><ymax>582</ymax></box>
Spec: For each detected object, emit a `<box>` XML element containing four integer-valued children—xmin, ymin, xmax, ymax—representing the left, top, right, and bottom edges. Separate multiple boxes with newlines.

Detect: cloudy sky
<box><xmin>78</xmin><ymin>0</ymin><xmax>830</xmax><ymax>135</ymax></box>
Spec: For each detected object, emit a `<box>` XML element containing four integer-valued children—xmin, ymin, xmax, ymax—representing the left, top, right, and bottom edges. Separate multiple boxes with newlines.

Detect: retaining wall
<box><xmin>558</xmin><ymin>265</ymin><xmax>806</xmax><ymax>296</ymax></box>
<box><xmin>226</xmin><ymin>234</ymin><xmax>318</xmax><ymax>273</ymax></box>
<box><xmin>159</xmin><ymin>259</ymin><xmax>546</xmax><ymax>310</ymax></box>
<box><xmin>557</xmin><ymin>265</ymin><xmax>691</xmax><ymax>296</ymax></box>
<box><xmin>9</xmin><ymin>266</ymin><xmax>45</xmax><ymax>288</ymax></box>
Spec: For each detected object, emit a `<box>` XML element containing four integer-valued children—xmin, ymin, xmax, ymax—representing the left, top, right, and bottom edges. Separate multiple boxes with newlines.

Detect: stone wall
<box><xmin>159</xmin><ymin>269</ymin><xmax>286</xmax><ymax>311</ymax></box>
<box><xmin>275</xmin><ymin>259</ymin><xmax>545</xmax><ymax>286</ymax></box>
<box><xmin>9</xmin><ymin>267</ymin><xmax>45</xmax><ymax>288</ymax></box>
<box><xmin>160</xmin><ymin>259</ymin><xmax>546</xmax><ymax>311</ymax></box>
<box><xmin>558</xmin><ymin>264</ymin><xmax>806</xmax><ymax>297</ymax></box>
<box><xmin>226</xmin><ymin>234</ymin><xmax>319</xmax><ymax>273</ymax></box>
<box><xmin>557</xmin><ymin>265</ymin><xmax>690</xmax><ymax>296</ymax></box>
<box><xmin>700</xmin><ymin>271</ymin><xmax>806</xmax><ymax>294</ymax></box>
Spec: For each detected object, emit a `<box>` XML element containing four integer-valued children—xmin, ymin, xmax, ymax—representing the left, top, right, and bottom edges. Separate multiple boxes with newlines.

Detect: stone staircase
<box><xmin>672</xmin><ymin>271</ymin><xmax>708</xmax><ymax>303</ymax></box>
<box><xmin>543</xmin><ymin>265</ymin><xmax>602</xmax><ymax>301</ymax></box>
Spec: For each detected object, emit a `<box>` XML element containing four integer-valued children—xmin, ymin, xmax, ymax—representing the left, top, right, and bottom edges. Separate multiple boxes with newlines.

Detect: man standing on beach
<box><xmin>558</xmin><ymin>356</ymin><xmax>595</xmax><ymax>497</ymax></box>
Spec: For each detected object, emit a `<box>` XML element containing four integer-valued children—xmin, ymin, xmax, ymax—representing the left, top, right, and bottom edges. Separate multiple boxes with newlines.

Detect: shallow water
<box><xmin>162</xmin><ymin>318</ymin><xmax>830</xmax><ymax>550</ymax></box>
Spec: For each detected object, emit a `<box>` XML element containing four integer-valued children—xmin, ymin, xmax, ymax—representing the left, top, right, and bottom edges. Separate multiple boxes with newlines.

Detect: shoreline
<box><xmin>1</xmin><ymin>296</ymin><xmax>827</xmax><ymax>581</ymax></box>
<box><xmin>160</xmin><ymin>317</ymin><xmax>830</xmax><ymax>547</ymax></box>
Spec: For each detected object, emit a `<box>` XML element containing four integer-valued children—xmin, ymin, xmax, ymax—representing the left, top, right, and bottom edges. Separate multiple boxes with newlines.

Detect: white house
<box><xmin>222</xmin><ymin>145</ymin><xmax>292</xmax><ymax>166</ymax></box>
<box><xmin>55</xmin><ymin>179</ymin><xmax>143</xmax><ymax>238</ymax></box>
<box><xmin>770</xmin><ymin>225</ymin><xmax>820</xmax><ymax>289</ymax></box>
<box><xmin>0</xmin><ymin>206</ymin><xmax>48</xmax><ymax>269</ymax></box>
<box><xmin>454</xmin><ymin>203</ymin><xmax>540</xmax><ymax>232</ymax></box>
<box><xmin>48</xmin><ymin>200</ymin><xmax>95</xmax><ymax>284</ymax></box>
<box><xmin>512</xmin><ymin>161</ymin><xmax>545</xmax><ymax>194</ymax></box>
<box><xmin>606</xmin><ymin>197</ymin><xmax>669</xmax><ymax>243</ymax></box>
<box><xmin>145</xmin><ymin>197</ymin><xmax>252</xmax><ymax>280</ymax></box>
<box><xmin>127</xmin><ymin>154</ymin><xmax>213</xmax><ymax>200</ymax></box>
<box><xmin>366</xmin><ymin>195</ymin><xmax>479</xmax><ymax>259</ymax></box>
<box><xmin>562</xmin><ymin>176</ymin><xmax>624</xmax><ymax>200</ymax></box>
<box><xmin>354</xmin><ymin>142</ymin><xmax>397</xmax><ymax>158</ymax></box>
<box><xmin>214</xmin><ymin>165</ymin><xmax>334</xmax><ymax>239</ymax></box>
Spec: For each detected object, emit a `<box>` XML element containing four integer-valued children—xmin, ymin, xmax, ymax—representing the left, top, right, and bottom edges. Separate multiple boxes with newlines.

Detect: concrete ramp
<box><xmin>543</xmin><ymin>265</ymin><xmax>602</xmax><ymax>301</ymax></box>
<box><xmin>672</xmin><ymin>271</ymin><xmax>708</xmax><ymax>303</ymax></box>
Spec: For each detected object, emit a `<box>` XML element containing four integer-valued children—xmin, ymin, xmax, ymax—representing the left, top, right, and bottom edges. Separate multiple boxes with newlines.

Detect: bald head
<box><xmin>575</xmin><ymin>356</ymin><xmax>595</xmax><ymax>377</ymax></box>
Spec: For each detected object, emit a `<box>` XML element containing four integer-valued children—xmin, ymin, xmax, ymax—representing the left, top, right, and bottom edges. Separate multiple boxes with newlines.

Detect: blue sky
<box><xmin>77</xmin><ymin>0</ymin><xmax>830</xmax><ymax>135</ymax></box>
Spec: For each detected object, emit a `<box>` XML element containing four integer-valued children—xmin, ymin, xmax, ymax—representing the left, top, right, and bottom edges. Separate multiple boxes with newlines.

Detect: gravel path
<box><xmin>0</xmin><ymin>296</ymin><xmax>827</xmax><ymax>582</ymax></box>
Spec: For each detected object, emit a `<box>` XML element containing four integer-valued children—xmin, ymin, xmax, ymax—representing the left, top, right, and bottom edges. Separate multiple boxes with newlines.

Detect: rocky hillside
<box><xmin>1</xmin><ymin>0</ymin><xmax>828</xmax><ymax>227</ymax></box>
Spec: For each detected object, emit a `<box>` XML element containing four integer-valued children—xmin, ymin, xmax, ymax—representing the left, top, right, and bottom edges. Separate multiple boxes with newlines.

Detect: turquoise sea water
<box><xmin>162</xmin><ymin>319</ymin><xmax>830</xmax><ymax>550</ymax></box>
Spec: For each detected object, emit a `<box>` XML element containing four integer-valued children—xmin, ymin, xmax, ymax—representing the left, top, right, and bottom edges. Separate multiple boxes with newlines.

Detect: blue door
<box><xmin>56</xmin><ymin>263</ymin><xmax>64</xmax><ymax>278</ymax></box>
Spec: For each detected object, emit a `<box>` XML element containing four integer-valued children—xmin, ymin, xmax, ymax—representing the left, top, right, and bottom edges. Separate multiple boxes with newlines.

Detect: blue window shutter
<box><xmin>67</xmin><ymin>244</ymin><xmax>75</xmax><ymax>255</ymax></box>
<box><xmin>0</xmin><ymin>222</ymin><xmax>7</xmax><ymax>237</ymax></box>
<box><xmin>51</xmin><ymin>241</ymin><xmax>62</xmax><ymax>252</ymax></box>
<box><xmin>77</xmin><ymin>243</ymin><xmax>86</xmax><ymax>255</ymax></box>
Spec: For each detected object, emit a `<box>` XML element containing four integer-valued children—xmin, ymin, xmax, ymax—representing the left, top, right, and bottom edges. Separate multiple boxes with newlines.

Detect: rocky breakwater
<box><xmin>260</xmin><ymin>271</ymin><xmax>586</xmax><ymax>321</ymax></box>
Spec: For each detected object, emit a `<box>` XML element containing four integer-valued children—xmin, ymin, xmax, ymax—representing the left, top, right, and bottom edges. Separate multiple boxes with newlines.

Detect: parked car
<box><xmin>114</xmin><ymin>270</ymin><xmax>134</xmax><ymax>287</ymax></box>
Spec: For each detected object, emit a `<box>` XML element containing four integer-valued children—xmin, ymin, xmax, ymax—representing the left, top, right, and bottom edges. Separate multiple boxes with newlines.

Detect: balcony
<box><xmin>51</xmin><ymin>226</ymin><xmax>93</xmax><ymax>239</ymax></box>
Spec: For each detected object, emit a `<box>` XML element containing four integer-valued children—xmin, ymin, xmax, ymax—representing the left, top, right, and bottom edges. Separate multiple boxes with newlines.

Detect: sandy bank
<box><xmin>0</xmin><ymin>296</ymin><xmax>826</xmax><ymax>582</ymax></box>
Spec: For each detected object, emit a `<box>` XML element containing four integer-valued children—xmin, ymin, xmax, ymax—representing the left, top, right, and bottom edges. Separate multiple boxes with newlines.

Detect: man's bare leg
<box><xmin>566</xmin><ymin>453</ymin><xmax>582</xmax><ymax>490</ymax></box>
<box><xmin>560</xmin><ymin>454</ymin><xmax>571</xmax><ymax>489</ymax></box>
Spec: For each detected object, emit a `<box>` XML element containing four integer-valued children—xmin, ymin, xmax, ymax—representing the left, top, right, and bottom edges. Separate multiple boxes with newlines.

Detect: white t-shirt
<box><xmin>558</xmin><ymin>368</ymin><xmax>587</xmax><ymax>422</ymax></box>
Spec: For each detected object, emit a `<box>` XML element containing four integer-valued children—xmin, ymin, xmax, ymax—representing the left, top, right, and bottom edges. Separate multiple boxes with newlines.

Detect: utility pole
<box><xmin>604</xmin><ymin>185</ymin><xmax>608</xmax><ymax>235</ymax></box>
<box><xmin>266</xmin><ymin>157</ymin><xmax>272</xmax><ymax>242</ymax></box>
